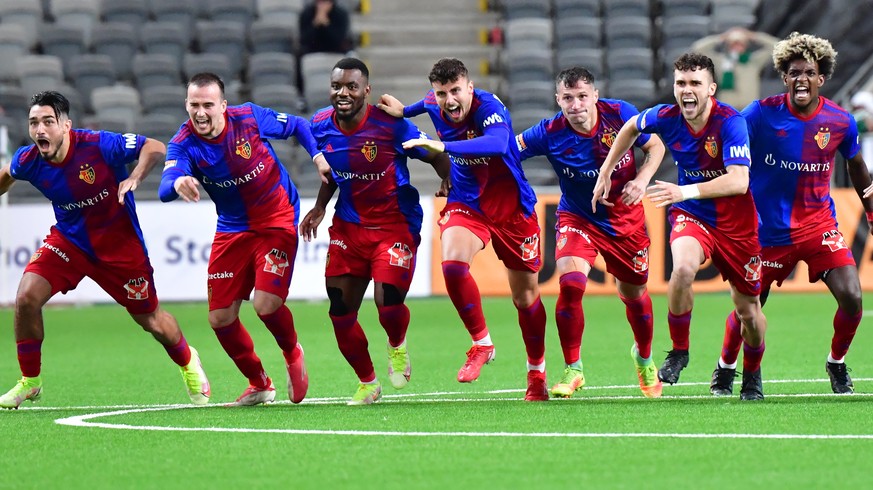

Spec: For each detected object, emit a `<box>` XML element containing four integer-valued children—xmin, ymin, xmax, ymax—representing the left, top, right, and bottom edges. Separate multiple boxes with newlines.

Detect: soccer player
<box><xmin>159</xmin><ymin>73</ymin><xmax>328</xmax><ymax>406</ymax></box>
<box><xmin>299</xmin><ymin>58</ymin><xmax>450</xmax><ymax>405</ymax></box>
<box><xmin>516</xmin><ymin>66</ymin><xmax>666</xmax><ymax>398</ymax></box>
<box><xmin>0</xmin><ymin>91</ymin><xmax>210</xmax><ymax>409</ymax></box>
<box><xmin>712</xmin><ymin>33</ymin><xmax>873</xmax><ymax>396</ymax></box>
<box><xmin>379</xmin><ymin>58</ymin><xmax>549</xmax><ymax>401</ymax></box>
<box><xmin>593</xmin><ymin>53</ymin><xmax>768</xmax><ymax>400</ymax></box>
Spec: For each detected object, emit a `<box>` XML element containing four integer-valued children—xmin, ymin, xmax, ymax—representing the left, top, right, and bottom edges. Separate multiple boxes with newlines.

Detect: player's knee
<box><xmin>208</xmin><ymin>309</ymin><xmax>236</xmax><ymax>329</ymax></box>
<box><xmin>327</xmin><ymin>287</ymin><xmax>349</xmax><ymax>316</ymax></box>
<box><xmin>669</xmin><ymin>263</ymin><xmax>697</xmax><ymax>287</ymax></box>
<box><xmin>15</xmin><ymin>288</ymin><xmax>47</xmax><ymax>314</ymax></box>
<box><xmin>381</xmin><ymin>284</ymin><xmax>407</xmax><ymax>306</ymax></box>
<box><xmin>835</xmin><ymin>286</ymin><xmax>863</xmax><ymax>315</ymax></box>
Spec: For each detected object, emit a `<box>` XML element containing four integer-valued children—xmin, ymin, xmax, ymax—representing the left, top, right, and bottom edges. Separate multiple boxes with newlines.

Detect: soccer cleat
<box><xmin>180</xmin><ymin>346</ymin><xmax>210</xmax><ymax>405</ymax></box>
<box><xmin>826</xmin><ymin>361</ymin><xmax>854</xmax><ymax>394</ymax></box>
<box><xmin>348</xmin><ymin>382</ymin><xmax>382</xmax><ymax>405</ymax></box>
<box><xmin>286</xmin><ymin>344</ymin><xmax>309</xmax><ymax>403</ymax></box>
<box><xmin>457</xmin><ymin>344</ymin><xmax>496</xmax><ymax>383</ymax></box>
<box><xmin>387</xmin><ymin>342</ymin><xmax>411</xmax><ymax>389</ymax></box>
<box><xmin>658</xmin><ymin>349</ymin><xmax>689</xmax><ymax>384</ymax></box>
<box><xmin>0</xmin><ymin>376</ymin><xmax>42</xmax><ymax>409</ymax></box>
<box><xmin>710</xmin><ymin>364</ymin><xmax>737</xmax><ymax>396</ymax></box>
<box><xmin>525</xmin><ymin>370</ymin><xmax>549</xmax><ymax>401</ymax></box>
<box><xmin>234</xmin><ymin>379</ymin><xmax>276</xmax><ymax>406</ymax></box>
<box><xmin>550</xmin><ymin>366</ymin><xmax>585</xmax><ymax>398</ymax></box>
<box><xmin>739</xmin><ymin>368</ymin><xmax>764</xmax><ymax>401</ymax></box>
<box><xmin>632</xmin><ymin>346</ymin><xmax>662</xmax><ymax>398</ymax></box>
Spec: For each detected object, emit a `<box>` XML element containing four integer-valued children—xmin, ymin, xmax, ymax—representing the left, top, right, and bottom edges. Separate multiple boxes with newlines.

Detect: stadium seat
<box><xmin>507</xmin><ymin>80</ymin><xmax>556</xmax><ymax>111</ymax></box>
<box><xmin>252</xmin><ymin>84</ymin><xmax>301</xmax><ymax>115</ymax></box>
<box><xmin>141</xmin><ymin>85</ymin><xmax>188</xmax><ymax>122</ymax></box>
<box><xmin>605</xmin><ymin>16</ymin><xmax>652</xmax><ymax>49</ymax></box>
<box><xmin>256</xmin><ymin>0</ymin><xmax>305</xmax><ymax>25</ymax></box>
<box><xmin>553</xmin><ymin>0</ymin><xmax>600</xmax><ymax>19</ymax></box>
<box><xmin>248</xmin><ymin>52</ymin><xmax>297</xmax><ymax>88</ymax></box>
<box><xmin>184</xmin><ymin>53</ymin><xmax>234</xmax><ymax>84</ymax></box>
<box><xmin>499</xmin><ymin>0</ymin><xmax>550</xmax><ymax>20</ymax></box>
<box><xmin>39</xmin><ymin>24</ymin><xmax>87</xmax><ymax>74</ymax></box>
<box><xmin>661</xmin><ymin>15</ymin><xmax>710</xmax><ymax>53</ymax></box>
<box><xmin>710</xmin><ymin>13</ymin><xmax>757</xmax><ymax>33</ymax></box>
<box><xmin>555</xmin><ymin>17</ymin><xmax>602</xmax><ymax>51</ymax></box>
<box><xmin>300</xmin><ymin>52</ymin><xmax>345</xmax><ymax>110</ymax></box>
<box><xmin>0</xmin><ymin>85</ymin><xmax>29</xmax><ymax>122</ymax></box>
<box><xmin>504</xmin><ymin>47</ymin><xmax>554</xmax><ymax>84</ymax></box>
<box><xmin>0</xmin><ymin>24</ymin><xmax>28</xmax><ymax>82</ymax></box>
<box><xmin>207</xmin><ymin>0</ymin><xmax>256</xmax><ymax>26</ymax></box>
<box><xmin>99</xmin><ymin>0</ymin><xmax>149</xmax><ymax>34</ymax></box>
<box><xmin>0</xmin><ymin>0</ymin><xmax>43</xmax><ymax>49</ymax></box>
<box><xmin>132</xmin><ymin>54</ymin><xmax>181</xmax><ymax>92</ymax></box>
<box><xmin>607</xmin><ymin>48</ymin><xmax>655</xmax><ymax>81</ymax></box>
<box><xmin>196</xmin><ymin>21</ymin><xmax>248</xmax><ymax>79</ymax></box>
<box><xmin>556</xmin><ymin>48</ymin><xmax>605</xmax><ymax>77</ymax></box>
<box><xmin>503</xmin><ymin>17</ymin><xmax>553</xmax><ymax>50</ymax></box>
<box><xmin>607</xmin><ymin>78</ymin><xmax>657</xmax><ymax>110</ymax></box>
<box><xmin>140</xmin><ymin>22</ymin><xmax>191</xmax><ymax>72</ymax></box>
<box><xmin>135</xmin><ymin>113</ymin><xmax>182</xmax><ymax>144</ymax></box>
<box><xmin>16</xmin><ymin>55</ymin><xmax>65</xmax><ymax>95</ymax></box>
<box><xmin>91</xmin><ymin>85</ymin><xmax>141</xmax><ymax>132</ymax></box>
<box><xmin>249</xmin><ymin>20</ymin><xmax>297</xmax><ymax>54</ymax></box>
<box><xmin>82</xmin><ymin>113</ymin><xmax>129</xmax><ymax>134</ymax></box>
<box><xmin>661</xmin><ymin>0</ymin><xmax>710</xmax><ymax>17</ymax></box>
<box><xmin>50</xmin><ymin>0</ymin><xmax>99</xmax><ymax>46</ymax></box>
<box><xmin>57</xmin><ymin>83</ymin><xmax>85</xmax><ymax>120</ymax></box>
<box><xmin>68</xmin><ymin>54</ymin><xmax>116</xmax><ymax>112</ymax></box>
<box><xmin>150</xmin><ymin>0</ymin><xmax>198</xmax><ymax>33</ymax></box>
<box><xmin>602</xmin><ymin>0</ymin><xmax>650</xmax><ymax>18</ymax></box>
<box><xmin>91</xmin><ymin>22</ymin><xmax>139</xmax><ymax>81</ymax></box>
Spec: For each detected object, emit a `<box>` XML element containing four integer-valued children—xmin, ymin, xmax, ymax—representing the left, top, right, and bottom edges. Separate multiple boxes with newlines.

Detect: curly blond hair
<box><xmin>772</xmin><ymin>32</ymin><xmax>837</xmax><ymax>78</ymax></box>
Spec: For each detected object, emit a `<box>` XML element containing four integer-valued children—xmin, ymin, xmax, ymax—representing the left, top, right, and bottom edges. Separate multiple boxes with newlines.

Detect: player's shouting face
<box><xmin>330</xmin><ymin>67</ymin><xmax>369</xmax><ymax>122</ymax></box>
<box><xmin>186</xmin><ymin>81</ymin><xmax>227</xmax><ymax>139</ymax></box>
<box><xmin>783</xmin><ymin>59</ymin><xmax>823</xmax><ymax>112</ymax></box>
<box><xmin>28</xmin><ymin>104</ymin><xmax>71</xmax><ymax>163</ymax></box>
<box><xmin>673</xmin><ymin>67</ymin><xmax>716</xmax><ymax>125</ymax></box>
<box><xmin>433</xmin><ymin>75</ymin><xmax>474</xmax><ymax>123</ymax></box>
<box><xmin>557</xmin><ymin>79</ymin><xmax>599</xmax><ymax>130</ymax></box>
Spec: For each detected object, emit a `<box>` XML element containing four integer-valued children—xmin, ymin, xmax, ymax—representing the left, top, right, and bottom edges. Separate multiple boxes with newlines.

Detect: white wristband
<box><xmin>679</xmin><ymin>184</ymin><xmax>700</xmax><ymax>201</ymax></box>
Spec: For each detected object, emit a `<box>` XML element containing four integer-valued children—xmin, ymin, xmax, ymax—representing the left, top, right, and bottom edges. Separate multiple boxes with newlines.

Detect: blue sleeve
<box><xmin>618</xmin><ymin>101</ymin><xmax>651</xmax><ymax>147</ymax></box>
<box><xmin>159</xmin><ymin>141</ymin><xmax>195</xmax><ymax>202</ymax></box>
<box><xmin>9</xmin><ymin>147</ymin><xmax>31</xmax><ymax>182</ymax></box>
<box><xmin>839</xmin><ymin>113</ymin><xmax>861</xmax><ymax>160</ymax></box>
<box><xmin>395</xmin><ymin>117</ymin><xmax>431</xmax><ymax>160</ymax></box>
<box><xmin>443</xmin><ymin>124</ymin><xmax>510</xmax><ymax>157</ymax></box>
<box><xmin>721</xmin><ymin>114</ymin><xmax>752</xmax><ymax>167</ymax></box>
<box><xmin>403</xmin><ymin>98</ymin><xmax>427</xmax><ymax>118</ymax></box>
<box><xmin>516</xmin><ymin>119</ymin><xmax>550</xmax><ymax>161</ymax></box>
<box><xmin>740</xmin><ymin>101</ymin><xmax>760</xmax><ymax>144</ymax></box>
<box><xmin>99</xmin><ymin>131</ymin><xmax>146</xmax><ymax>168</ymax></box>
<box><xmin>250</xmin><ymin>103</ymin><xmax>320</xmax><ymax>157</ymax></box>
<box><xmin>636</xmin><ymin>104</ymin><xmax>668</xmax><ymax>135</ymax></box>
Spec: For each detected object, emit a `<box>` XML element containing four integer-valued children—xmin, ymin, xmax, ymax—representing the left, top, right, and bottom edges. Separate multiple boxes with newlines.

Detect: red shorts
<box><xmin>668</xmin><ymin>208</ymin><xmax>762</xmax><ymax>296</ymax></box>
<box><xmin>438</xmin><ymin>202</ymin><xmax>541</xmax><ymax>273</ymax></box>
<box><xmin>207</xmin><ymin>228</ymin><xmax>298</xmax><ymax>310</ymax></box>
<box><xmin>325</xmin><ymin>218</ymin><xmax>419</xmax><ymax>290</ymax></box>
<box><xmin>555</xmin><ymin>211</ymin><xmax>650</xmax><ymax>285</ymax></box>
<box><xmin>762</xmin><ymin>226</ymin><xmax>855</xmax><ymax>287</ymax></box>
<box><xmin>25</xmin><ymin>227</ymin><xmax>159</xmax><ymax>314</ymax></box>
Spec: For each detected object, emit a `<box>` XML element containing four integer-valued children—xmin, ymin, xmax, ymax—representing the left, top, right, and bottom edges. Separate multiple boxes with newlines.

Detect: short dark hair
<box><xmin>428</xmin><ymin>58</ymin><xmax>468</xmax><ymax>85</ymax></box>
<box><xmin>555</xmin><ymin>66</ymin><xmax>596</xmax><ymax>89</ymax></box>
<box><xmin>187</xmin><ymin>72</ymin><xmax>225</xmax><ymax>96</ymax></box>
<box><xmin>334</xmin><ymin>57</ymin><xmax>369</xmax><ymax>79</ymax></box>
<box><xmin>30</xmin><ymin>91</ymin><xmax>70</xmax><ymax>120</ymax></box>
<box><xmin>674</xmin><ymin>52</ymin><xmax>716</xmax><ymax>80</ymax></box>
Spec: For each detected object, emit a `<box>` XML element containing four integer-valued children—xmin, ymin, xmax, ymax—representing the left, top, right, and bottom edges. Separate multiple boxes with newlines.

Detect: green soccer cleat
<box><xmin>550</xmin><ymin>366</ymin><xmax>585</xmax><ymax>398</ymax></box>
<box><xmin>180</xmin><ymin>346</ymin><xmax>210</xmax><ymax>405</ymax></box>
<box><xmin>0</xmin><ymin>376</ymin><xmax>42</xmax><ymax>409</ymax></box>
<box><xmin>387</xmin><ymin>342</ymin><xmax>411</xmax><ymax>389</ymax></box>
<box><xmin>348</xmin><ymin>382</ymin><xmax>382</xmax><ymax>406</ymax></box>
<box><xmin>632</xmin><ymin>345</ymin><xmax>663</xmax><ymax>398</ymax></box>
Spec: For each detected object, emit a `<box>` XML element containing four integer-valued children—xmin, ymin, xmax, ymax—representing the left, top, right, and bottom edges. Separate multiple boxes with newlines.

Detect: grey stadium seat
<box><xmin>196</xmin><ymin>21</ymin><xmax>247</xmax><ymax>78</ymax></box>
<box><xmin>141</xmin><ymin>85</ymin><xmax>188</xmax><ymax>122</ymax></box>
<box><xmin>605</xmin><ymin>16</ymin><xmax>652</xmax><ymax>49</ymax></box>
<box><xmin>300</xmin><ymin>52</ymin><xmax>344</xmax><ymax>110</ymax></box>
<box><xmin>553</xmin><ymin>0</ymin><xmax>600</xmax><ymax>19</ymax></box>
<box><xmin>17</xmin><ymin>55</ymin><xmax>65</xmax><ymax>95</ymax></box>
<box><xmin>50</xmin><ymin>0</ymin><xmax>99</xmax><ymax>46</ymax></box>
<box><xmin>99</xmin><ymin>0</ymin><xmax>149</xmax><ymax>35</ymax></box>
<box><xmin>504</xmin><ymin>17</ymin><xmax>553</xmax><ymax>50</ymax></box>
<box><xmin>555</xmin><ymin>17</ymin><xmax>602</xmax><ymax>51</ymax></box>
<box><xmin>607</xmin><ymin>78</ymin><xmax>657</xmax><ymax>110</ymax></box>
<box><xmin>556</xmin><ymin>48</ymin><xmax>605</xmax><ymax>78</ymax></box>
<box><xmin>132</xmin><ymin>54</ymin><xmax>182</xmax><ymax>92</ymax></box>
<box><xmin>248</xmin><ymin>52</ymin><xmax>297</xmax><ymax>88</ymax></box>
<box><xmin>607</xmin><ymin>48</ymin><xmax>655</xmax><ymax>81</ymax></box>
<box><xmin>140</xmin><ymin>22</ymin><xmax>191</xmax><ymax>72</ymax></box>
<box><xmin>68</xmin><ymin>54</ymin><xmax>117</xmax><ymax>112</ymax></box>
<box><xmin>504</xmin><ymin>47</ymin><xmax>554</xmax><ymax>84</ymax></box>
<box><xmin>184</xmin><ymin>53</ymin><xmax>234</xmax><ymax>84</ymax></box>
<box><xmin>256</xmin><ymin>0</ymin><xmax>305</xmax><ymax>25</ymax></box>
<box><xmin>207</xmin><ymin>0</ymin><xmax>255</xmax><ymax>26</ymax></box>
<box><xmin>252</xmin><ymin>84</ymin><xmax>301</xmax><ymax>115</ymax></box>
<box><xmin>507</xmin><ymin>80</ymin><xmax>556</xmax><ymax>111</ymax></box>
<box><xmin>91</xmin><ymin>85</ymin><xmax>141</xmax><ymax>133</ymax></box>
<box><xmin>150</xmin><ymin>0</ymin><xmax>197</xmax><ymax>33</ymax></box>
<box><xmin>602</xmin><ymin>0</ymin><xmax>650</xmax><ymax>18</ymax></box>
<box><xmin>499</xmin><ymin>0</ymin><xmax>550</xmax><ymax>20</ymax></box>
<box><xmin>91</xmin><ymin>22</ymin><xmax>139</xmax><ymax>81</ymax></box>
<box><xmin>39</xmin><ymin>24</ymin><xmax>86</xmax><ymax>74</ymax></box>
<box><xmin>0</xmin><ymin>25</ymin><xmax>31</xmax><ymax>82</ymax></box>
<box><xmin>0</xmin><ymin>0</ymin><xmax>43</xmax><ymax>49</ymax></box>
<box><xmin>661</xmin><ymin>0</ymin><xmax>710</xmax><ymax>17</ymax></box>
<box><xmin>249</xmin><ymin>20</ymin><xmax>297</xmax><ymax>54</ymax></box>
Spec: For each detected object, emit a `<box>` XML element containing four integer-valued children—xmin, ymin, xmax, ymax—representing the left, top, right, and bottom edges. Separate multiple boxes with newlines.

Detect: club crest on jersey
<box><xmin>466</xmin><ymin>130</ymin><xmax>477</xmax><ymax>140</ymax></box>
<box><xmin>601</xmin><ymin>131</ymin><xmax>616</xmax><ymax>148</ymax></box>
<box><xmin>387</xmin><ymin>242</ymin><xmax>413</xmax><ymax>269</ymax></box>
<box><xmin>704</xmin><ymin>136</ymin><xmax>718</xmax><ymax>158</ymax></box>
<box><xmin>207</xmin><ymin>284</ymin><xmax>212</xmax><ymax>303</ymax></box>
<box><xmin>29</xmin><ymin>252</ymin><xmax>41</xmax><ymax>263</ymax></box>
<box><xmin>673</xmin><ymin>222</ymin><xmax>686</xmax><ymax>233</ymax></box>
<box><xmin>520</xmin><ymin>234</ymin><xmax>540</xmax><ymax>262</ymax></box>
<box><xmin>744</xmin><ymin>256</ymin><xmax>762</xmax><ymax>282</ymax></box>
<box><xmin>235</xmin><ymin>138</ymin><xmax>252</xmax><ymax>159</ymax></box>
<box><xmin>78</xmin><ymin>164</ymin><xmax>96</xmax><ymax>184</ymax></box>
<box><xmin>821</xmin><ymin>229</ymin><xmax>847</xmax><ymax>252</ymax></box>
<box><xmin>557</xmin><ymin>234</ymin><xmax>567</xmax><ymax>250</ymax></box>
<box><xmin>264</xmin><ymin>248</ymin><xmax>290</xmax><ymax>276</ymax></box>
<box><xmin>633</xmin><ymin>249</ymin><xmax>649</xmax><ymax>272</ymax></box>
<box><xmin>124</xmin><ymin>277</ymin><xmax>149</xmax><ymax>300</ymax></box>
<box><xmin>814</xmin><ymin>127</ymin><xmax>831</xmax><ymax>149</ymax></box>
<box><xmin>438</xmin><ymin>213</ymin><xmax>450</xmax><ymax>225</ymax></box>
<box><xmin>361</xmin><ymin>140</ymin><xmax>377</xmax><ymax>162</ymax></box>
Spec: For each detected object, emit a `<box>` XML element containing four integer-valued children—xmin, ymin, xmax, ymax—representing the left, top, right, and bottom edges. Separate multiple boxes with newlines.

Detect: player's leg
<box><xmin>731</xmin><ymin>287</ymin><xmax>767</xmax><ymax>401</ymax></box>
<box><xmin>659</xmin><ymin>235</ymin><xmax>705</xmax><ymax>384</ymax></box>
<box><xmin>507</xmin><ymin>268</ymin><xmax>548</xmax><ymax>401</ymax></box>
<box><xmin>327</xmin><ymin>275</ymin><xmax>380</xmax><ymax>405</ymax></box>
<box><xmin>822</xmin><ymin>265</ymin><xmax>862</xmax><ymax>393</ymax></box>
<box><xmin>551</xmin><ymin>255</ymin><xmax>589</xmax><ymax>398</ymax></box>
<box><xmin>618</xmin><ymin>281</ymin><xmax>661</xmax><ymax>398</ymax></box>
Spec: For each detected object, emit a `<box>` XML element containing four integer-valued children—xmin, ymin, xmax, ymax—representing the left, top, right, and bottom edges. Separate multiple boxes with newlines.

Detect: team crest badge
<box><xmin>361</xmin><ymin>140</ymin><xmax>377</xmax><ymax>162</ymax></box>
<box><xmin>78</xmin><ymin>164</ymin><xmax>96</xmax><ymax>184</ymax></box>
<box><xmin>821</xmin><ymin>230</ymin><xmax>847</xmax><ymax>252</ymax></box>
<box><xmin>235</xmin><ymin>138</ymin><xmax>252</xmax><ymax>159</ymax></box>
<box><xmin>557</xmin><ymin>234</ymin><xmax>567</xmax><ymax>250</ymax></box>
<box><xmin>520</xmin><ymin>234</ymin><xmax>540</xmax><ymax>262</ymax></box>
<box><xmin>601</xmin><ymin>131</ymin><xmax>616</xmax><ymax>148</ymax></box>
<box><xmin>438</xmin><ymin>212</ymin><xmax>450</xmax><ymax>225</ymax></box>
<box><xmin>29</xmin><ymin>251</ymin><xmax>41</xmax><ymax>263</ymax></box>
<box><xmin>387</xmin><ymin>243</ymin><xmax>414</xmax><ymax>269</ymax></box>
<box><xmin>673</xmin><ymin>222</ymin><xmax>687</xmax><ymax>233</ymax></box>
<box><xmin>704</xmin><ymin>136</ymin><xmax>718</xmax><ymax>158</ymax></box>
<box><xmin>744</xmin><ymin>256</ymin><xmax>762</xmax><ymax>282</ymax></box>
<box><xmin>207</xmin><ymin>284</ymin><xmax>213</xmax><ymax>303</ymax></box>
<box><xmin>632</xmin><ymin>249</ymin><xmax>649</xmax><ymax>273</ymax></box>
<box><xmin>814</xmin><ymin>127</ymin><xmax>831</xmax><ymax>149</ymax></box>
<box><xmin>466</xmin><ymin>130</ymin><xmax>477</xmax><ymax>140</ymax></box>
<box><xmin>124</xmin><ymin>277</ymin><xmax>150</xmax><ymax>300</ymax></box>
<box><xmin>264</xmin><ymin>248</ymin><xmax>290</xmax><ymax>277</ymax></box>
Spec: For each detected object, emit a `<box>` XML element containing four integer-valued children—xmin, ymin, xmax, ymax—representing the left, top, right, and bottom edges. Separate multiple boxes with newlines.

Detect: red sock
<box><xmin>17</xmin><ymin>339</ymin><xmax>42</xmax><ymax>378</ymax></box>
<box><xmin>258</xmin><ymin>304</ymin><xmax>300</xmax><ymax>363</ymax></box>
<box><xmin>213</xmin><ymin>319</ymin><xmax>269</xmax><ymax>388</ymax></box>
<box><xmin>621</xmin><ymin>291</ymin><xmax>654</xmax><ymax>359</ymax></box>
<box><xmin>667</xmin><ymin>309</ymin><xmax>692</xmax><ymax>350</ymax></box>
<box><xmin>742</xmin><ymin>341</ymin><xmax>765</xmax><ymax>373</ymax></box>
<box><xmin>556</xmin><ymin>272</ymin><xmax>586</xmax><ymax>364</ymax></box>
<box><xmin>831</xmin><ymin>308</ymin><xmax>862</xmax><ymax>360</ymax></box>
<box><xmin>442</xmin><ymin>260</ymin><xmax>488</xmax><ymax>341</ymax></box>
<box><xmin>377</xmin><ymin>304</ymin><xmax>410</xmax><ymax>347</ymax></box>
<box><xmin>330</xmin><ymin>312</ymin><xmax>375</xmax><ymax>382</ymax></box>
<box><xmin>517</xmin><ymin>296</ymin><xmax>546</xmax><ymax>365</ymax></box>
<box><xmin>163</xmin><ymin>334</ymin><xmax>192</xmax><ymax>367</ymax></box>
<box><xmin>720</xmin><ymin>311</ymin><xmax>743</xmax><ymax>365</ymax></box>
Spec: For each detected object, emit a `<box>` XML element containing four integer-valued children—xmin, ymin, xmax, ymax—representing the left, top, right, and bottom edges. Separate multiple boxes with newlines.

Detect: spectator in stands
<box><xmin>692</xmin><ymin>27</ymin><xmax>779</xmax><ymax>109</ymax></box>
<box><xmin>299</xmin><ymin>0</ymin><xmax>352</xmax><ymax>55</ymax></box>
<box><xmin>851</xmin><ymin>90</ymin><xmax>873</xmax><ymax>134</ymax></box>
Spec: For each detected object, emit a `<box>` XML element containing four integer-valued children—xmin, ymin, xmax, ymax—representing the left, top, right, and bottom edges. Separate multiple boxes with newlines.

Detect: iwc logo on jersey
<box><xmin>704</xmin><ymin>136</ymin><xmax>718</xmax><ymax>158</ymax></box>
<box><xmin>744</xmin><ymin>256</ymin><xmax>762</xmax><ymax>282</ymax></box>
<box><xmin>124</xmin><ymin>277</ymin><xmax>150</xmax><ymax>300</ymax></box>
<box><xmin>235</xmin><ymin>138</ymin><xmax>252</xmax><ymax>159</ymax></box>
<box><xmin>814</xmin><ymin>127</ymin><xmax>831</xmax><ymax>149</ymax></box>
<box><xmin>632</xmin><ymin>249</ymin><xmax>649</xmax><ymax>273</ymax></box>
<box><xmin>78</xmin><ymin>163</ymin><xmax>96</xmax><ymax>184</ymax></box>
<box><xmin>264</xmin><ymin>248</ymin><xmax>290</xmax><ymax>276</ymax></box>
<box><xmin>821</xmin><ymin>229</ymin><xmax>847</xmax><ymax>252</ymax></box>
<box><xmin>601</xmin><ymin>130</ymin><xmax>616</xmax><ymax>148</ymax></box>
<box><xmin>520</xmin><ymin>234</ymin><xmax>540</xmax><ymax>262</ymax></box>
<box><xmin>387</xmin><ymin>243</ymin><xmax>414</xmax><ymax>269</ymax></box>
<box><xmin>361</xmin><ymin>140</ymin><xmax>377</xmax><ymax>162</ymax></box>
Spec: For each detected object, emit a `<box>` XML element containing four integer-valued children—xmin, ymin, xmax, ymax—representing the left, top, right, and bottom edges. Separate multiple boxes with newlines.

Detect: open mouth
<box><xmin>335</xmin><ymin>99</ymin><xmax>353</xmax><ymax>110</ymax></box>
<box><xmin>194</xmin><ymin>118</ymin><xmax>210</xmax><ymax>132</ymax></box>
<box><xmin>446</xmin><ymin>104</ymin><xmax>462</xmax><ymax>119</ymax></box>
<box><xmin>36</xmin><ymin>138</ymin><xmax>51</xmax><ymax>152</ymax></box>
<box><xmin>794</xmin><ymin>85</ymin><xmax>810</xmax><ymax>99</ymax></box>
<box><xmin>682</xmin><ymin>97</ymin><xmax>697</xmax><ymax>111</ymax></box>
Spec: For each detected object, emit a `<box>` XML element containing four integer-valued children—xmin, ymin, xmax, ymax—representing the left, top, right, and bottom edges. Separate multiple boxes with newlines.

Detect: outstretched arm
<box><xmin>620</xmin><ymin>135</ymin><xmax>666</xmax><ymax>205</ymax></box>
<box><xmin>647</xmin><ymin>164</ymin><xmax>749</xmax><ymax>208</ymax></box>
<box><xmin>118</xmin><ymin>138</ymin><xmax>166</xmax><ymax>203</ymax></box>
<box><xmin>0</xmin><ymin>165</ymin><xmax>15</xmax><ymax>195</ymax></box>
<box><xmin>592</xmin><ymin>116</ymin><xmax>642</xmax><ymax>210</ymax></box>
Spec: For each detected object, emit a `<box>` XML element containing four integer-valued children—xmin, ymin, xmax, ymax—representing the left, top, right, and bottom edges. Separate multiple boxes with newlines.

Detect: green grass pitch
<box><xmin>2</xmin><ymin>292</ymin><xmax>872</xmax><ymax>489</ymax></box>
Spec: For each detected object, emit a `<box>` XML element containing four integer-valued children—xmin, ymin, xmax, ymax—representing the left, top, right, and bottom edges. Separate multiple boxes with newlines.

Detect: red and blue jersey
<box><xmin>637</xmin><ymin>98</ymin><xmax>756</xmax><ymax>235</ymax></box>
<box><xmin>517</xmin><ymin>98</ymin><xmax>650</xmax><ymax>236</ymax></box>
<box><xmin>310</xmin><ymin>104</ymin><xmax>430</xmax><ymax>235</ymax></box>
<box><xmin>405</xmin><ymin>88</ymin><xmax>537</xmax><ymax>222</ymax></box>
<box><xmin>160</xmin><ymin>103</ymin><xmax>320</xmax><ymax>233</ymax></box>
<box><xmin>743</xmin><ymin>94</ymin><xmax>860</xmax><ymax>246</ymax></box>
<box><xmin>11</xmin><ymin>129</ymin><xmax>148</xmax><ymax>262</ymax></box>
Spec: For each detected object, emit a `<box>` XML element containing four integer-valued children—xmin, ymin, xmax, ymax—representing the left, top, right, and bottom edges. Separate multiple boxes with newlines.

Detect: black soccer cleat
<box><xmin>657</xmin><ymin>349</ymin><xmax>689</xmax><ymax>384</ymax></box>
<box><xmin>825</xmin><ymin>361</ymin><xmax>854</xmax><ymax>394</ymax></box>
<box><xmin>739</xmin><ymin>368</ymin><xmax>764</xmax><ymax>401</ymax></box>
<box><xmin>710</xmin><ymin>364</ymin><xmax>737</xmax><ymax>396</ymax></box>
